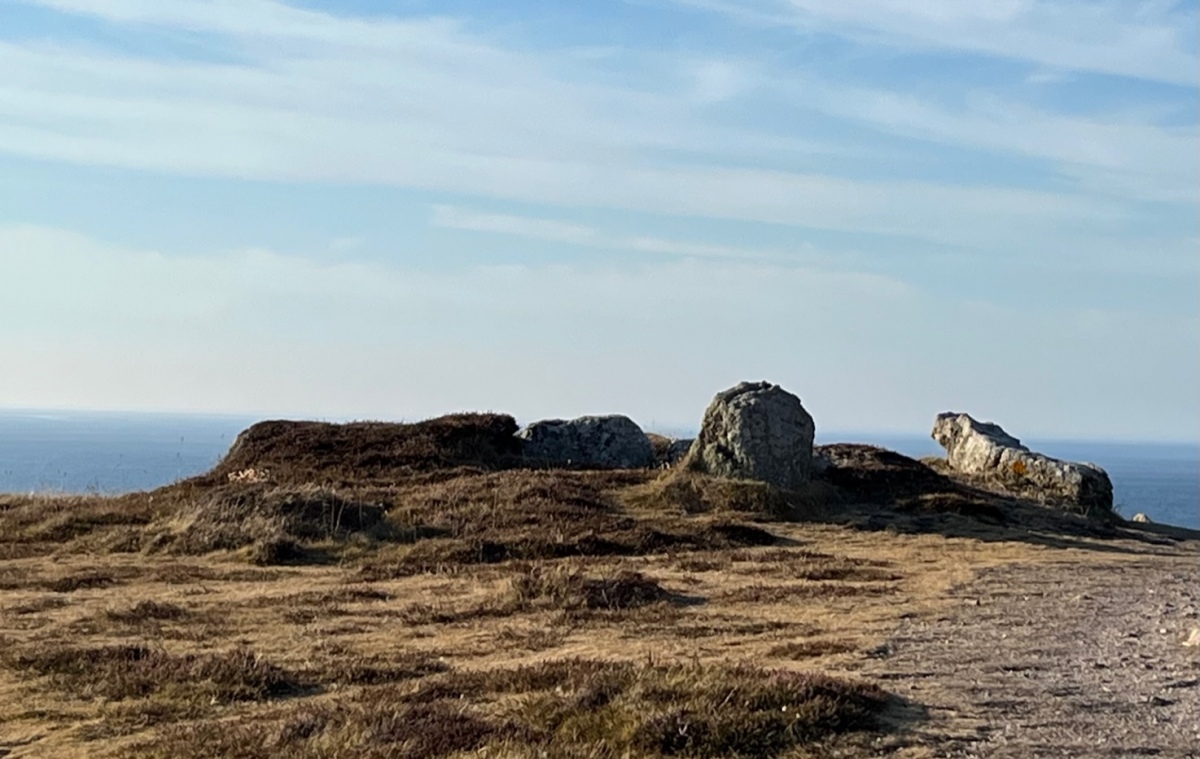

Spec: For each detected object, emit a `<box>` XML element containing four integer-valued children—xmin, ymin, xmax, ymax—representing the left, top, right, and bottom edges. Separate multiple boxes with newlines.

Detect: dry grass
<box><xmin>129</xmin><ymin>660</ymin><xmax>888</xmax><ymax>759</ymax></box>
<box><xmin>4</xmin><ymin>645</ymin><xmax>302</xmax><ymax>704</ymax></box>
<box><xmin>0</xmin><ymin>418</ymin><xmax>1174</xmax><ymax>759</ymax></box>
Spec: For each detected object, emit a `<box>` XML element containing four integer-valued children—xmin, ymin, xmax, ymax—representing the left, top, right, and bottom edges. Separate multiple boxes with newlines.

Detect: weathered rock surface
<box><xmin>684</xmin><ymin>381</ymin><xmax>815</xmax><ymax>489</ymax></box>
<box><xmin>517</xmin><ymin>415</ymin><xmax>655</xmax><ymax>469</ymax></box>
<box><xmin>931</xmin><ymin>412</ymin><xmax>1114</xmax><ymax>514</ymax></box>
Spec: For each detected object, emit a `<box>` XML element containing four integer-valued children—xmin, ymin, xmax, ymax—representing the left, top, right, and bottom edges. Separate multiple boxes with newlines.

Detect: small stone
<box><xmin>1182</xmin><ymin>627</ymin><xmax>1200</xmax><ymax>648</ymax></box>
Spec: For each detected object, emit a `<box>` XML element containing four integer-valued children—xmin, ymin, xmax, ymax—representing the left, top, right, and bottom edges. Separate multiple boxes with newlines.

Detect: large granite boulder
<box><xmin>517</xmin><ymin>415</ymin><xmax>655</xmax><ymax>469</ymax></box>
<box><xmin>684</xmin><ymin>381</ymin><xmax>815</xmax><ymax>489</ymax></box>
<box><xmin>931</xmin><ymin>412</ymin><xmax>1113</xmax><ymax>513</ymax></box>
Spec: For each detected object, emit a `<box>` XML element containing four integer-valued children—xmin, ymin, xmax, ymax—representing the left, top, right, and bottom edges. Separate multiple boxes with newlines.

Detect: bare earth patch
<box><xmin>859</xmin><ymin>548</ymin><xmax>1200</xmax><ymax>758</ymax></box>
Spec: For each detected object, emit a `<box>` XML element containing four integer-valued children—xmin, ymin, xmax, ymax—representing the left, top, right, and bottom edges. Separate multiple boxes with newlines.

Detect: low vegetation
<box><xmin>0</xmin><ymin>415</ymin><xmax>1164</xmax><ymax>758</ymax></box>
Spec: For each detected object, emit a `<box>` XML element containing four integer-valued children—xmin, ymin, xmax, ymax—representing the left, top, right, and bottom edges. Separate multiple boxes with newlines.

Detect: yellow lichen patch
<box><xmin>1010</xmin><ymin>460</ymin><xmax>1028</xmax><ymax>477</ymax></box>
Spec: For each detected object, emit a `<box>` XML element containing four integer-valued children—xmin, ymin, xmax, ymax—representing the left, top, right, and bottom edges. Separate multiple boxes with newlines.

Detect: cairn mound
<box><xmin>202</xmin><ymin>413</ymin><xmax>522</xmax><ymax>487</ymax></box>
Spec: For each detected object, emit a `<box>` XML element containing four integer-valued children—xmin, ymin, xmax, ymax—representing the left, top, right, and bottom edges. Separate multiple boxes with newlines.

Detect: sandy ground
<box><xmin>859</xmin><ymin>536</ymin><xmax>1199</xmax><ymax>758</ymax></box>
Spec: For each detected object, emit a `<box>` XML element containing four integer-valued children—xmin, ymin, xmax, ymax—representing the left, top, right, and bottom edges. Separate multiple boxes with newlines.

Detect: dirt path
<box><xmin>865</xmin><ymin>547</ymin><xmax>1200</xmax><ymax>758</ymax></box>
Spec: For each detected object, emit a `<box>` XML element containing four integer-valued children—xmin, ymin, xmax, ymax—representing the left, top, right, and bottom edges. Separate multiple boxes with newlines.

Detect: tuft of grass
<box><xmin>768</xmin><ymin>640</ymin><xmax>857</xmax><ymax>659</ymax></box>
<box><xmin>509</xmin><ymin>564</ymin><xmax>670</xmax><ymax>612</ymax></box>
<box><xmin>139</xmin><ymin>699</ymin><xmax>500</xmax><ymax>759</ymax></box>
<box><xmin>304</xmin><ymin>651</ymin><xmax>450</xmax><ymax>686</ymax></box>
<box><xmin>168</xmin><ymin>484</ymin><xmax>389</xmax><ymax>561</ymax></box>
<box><xmin>4</xmin><ymin>644</ymin><xmax>302</xmax><ymax>704</ymax></box>
<box><xmin>45</xmin><ymin>571</ymin><xmax>121</xmax><ymax>593</ymax></box>
<box><xmin>104</xmin><ymin>600</ymin><xmax>191</xmax><ymax>624</ymax></box>
<box><xmin>625</xmin><ymin>469</ymin><xmax>839</xmax><ymax>521</ymax></box>
<box><xmin>438</xmin><ymin>660</ymin><xmax>887</xmax><ymax>759</ymax></box>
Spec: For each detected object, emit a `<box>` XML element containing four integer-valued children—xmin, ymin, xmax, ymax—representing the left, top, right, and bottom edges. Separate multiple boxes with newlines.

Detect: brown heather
<box><xmin>1</xmin><ymin>416</ymin><xmax>1193</xmax><ymax>758</ymax></box>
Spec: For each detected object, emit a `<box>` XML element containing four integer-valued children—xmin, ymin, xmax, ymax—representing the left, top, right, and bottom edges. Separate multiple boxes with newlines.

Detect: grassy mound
<box><xmin>200</xmin><ymin>413</ymin><xmax>523</xmax><ymax>487</ymax></box>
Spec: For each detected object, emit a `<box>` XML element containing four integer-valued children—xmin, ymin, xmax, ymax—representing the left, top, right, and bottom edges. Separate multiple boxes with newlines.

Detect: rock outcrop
<box><xmin>931</xmin><ymin>412</ymin><xmax>1113</xmax><ymax>514</ymax></box>
<box><xmin>517</xmin><ymin>415</ymin><xmax>655</xmax><ymax>469</ymax></box>
<box><xmin>684</xmin><ymin>381</ymin><xmax>815</xmax><ymax>490</ymax></box>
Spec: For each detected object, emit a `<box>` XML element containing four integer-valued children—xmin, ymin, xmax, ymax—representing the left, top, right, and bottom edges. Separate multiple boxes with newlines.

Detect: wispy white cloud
<box><xmin>672</xmin><ymin>0</ymin><xmax>1199</xmax><ymax>85</ymax></box>
<box><xmin>0</xmin><ymin>0</ymin><xmax>1183</xmax><ymax>252</ymax></box>
<box><xmin>431</xmin><ymin>206</ymin><xmax>602</xmax><ymax>248</ymax></box>
<box><xmin>781</xmin><ymin>81</ymin><xmax>1200</xmax><ymax>204</ymax></box>
<box><xmin>431</xmin><ymin>205</ymin><xmax>826</xmax><ymax>263</ymax></box>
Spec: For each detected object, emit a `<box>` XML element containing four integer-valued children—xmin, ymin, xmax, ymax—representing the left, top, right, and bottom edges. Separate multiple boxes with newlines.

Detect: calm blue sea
<box><xmin>0</xmin><ymin>411</ymin><xmax>1196</xmax><ymax>529</ymax></box>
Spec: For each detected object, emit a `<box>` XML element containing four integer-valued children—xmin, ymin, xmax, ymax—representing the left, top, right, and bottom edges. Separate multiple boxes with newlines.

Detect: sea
<box><xmin>1</xmin><ymin>411</ymin><xmax>1196</xmax><ymax>529</ymax></box>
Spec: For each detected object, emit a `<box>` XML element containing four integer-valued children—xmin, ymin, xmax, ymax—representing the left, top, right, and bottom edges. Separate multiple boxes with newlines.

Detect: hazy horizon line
<box><xmin>2</xmin><ymin>405</ymin><xmax>1197</xmax><ymax>449</ymax></box>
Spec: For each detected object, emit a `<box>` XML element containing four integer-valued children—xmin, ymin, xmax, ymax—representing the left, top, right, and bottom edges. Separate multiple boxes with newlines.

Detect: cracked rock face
<box><xmin>931</xmin><ymin>412</ymin><xmax>1114</xmax><ymax>514</ymax></box>
<box><xmin>516</xmin><ymin>415</ymin><xmax>654</xmax><ymax>469</ymax></box>
<box><xmin>684</xmin><ymin>381</ymin><xmax>815</xmax><ymax>490</ymax></box>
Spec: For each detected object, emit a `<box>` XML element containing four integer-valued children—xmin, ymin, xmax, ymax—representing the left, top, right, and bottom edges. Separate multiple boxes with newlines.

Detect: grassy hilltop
<box><xmin>0</xmin><ymin>413</ymin><xmax>1193</xmax><ymax>759</ymax></box>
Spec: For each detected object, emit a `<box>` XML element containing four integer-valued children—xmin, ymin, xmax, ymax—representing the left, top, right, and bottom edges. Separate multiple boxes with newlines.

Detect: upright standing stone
<box><xmin>684</xmin><ymin>381</ymin><xmax>815</xmax><ymax>489</ymax></box>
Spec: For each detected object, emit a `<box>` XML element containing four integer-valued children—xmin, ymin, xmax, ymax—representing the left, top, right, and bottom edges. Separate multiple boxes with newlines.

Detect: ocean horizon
<box><xmin>1</xmin><ymin>409</ymin><xmax>1196</xmax><ymax>529</ymax></box>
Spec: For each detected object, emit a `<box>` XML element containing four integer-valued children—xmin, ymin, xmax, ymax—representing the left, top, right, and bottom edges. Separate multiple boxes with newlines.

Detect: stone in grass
<box><xmin>931</xmin><ymin>412</ymin><xmax>1113</xmax><ymax>514</ymax></box>
<box><xmin>517</xmin><ymin>415</ymin><xmax>655</xmax><ymax>469</ymax></box>
<box><xmin>683</xmin><ymin>381</ymin><xmax>815</xmax><ymax>490</ymax></box>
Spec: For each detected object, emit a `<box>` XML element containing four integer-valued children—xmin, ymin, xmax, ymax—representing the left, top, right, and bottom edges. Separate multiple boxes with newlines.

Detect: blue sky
<box><xmin>0</xmin><ymin>0</ymin><xmax>1196</xmax><ymax>441</ymax></box>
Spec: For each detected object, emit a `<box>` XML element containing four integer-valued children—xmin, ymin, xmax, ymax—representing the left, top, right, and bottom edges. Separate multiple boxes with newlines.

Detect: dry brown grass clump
<box><xmin>4</xmin><ymin>644</ymin><xmax>302</xmax><ymax>704</ymax></box>
<box><xmin>509</xmin><ymin>564</ymin><xmax>670</xmax><ymax>611</ymax></box>
<box><xmin>135</xmin><ymin>659</ymin><xmax>889</xmax><ymax>759</ymax></box>
<box><xmin>0</xmin><ymin>492</ymin><xmax>159</xmax><ymax>556</ymax></box>
<box><xmin>164</xmin><ymin>483</ymin><xmax>391</xmax><ymax>563</ymax></box>
<box><xmin>624</xmin><ymin>469</ymin><xmax>838</xmax><ymax>521</ymax></box>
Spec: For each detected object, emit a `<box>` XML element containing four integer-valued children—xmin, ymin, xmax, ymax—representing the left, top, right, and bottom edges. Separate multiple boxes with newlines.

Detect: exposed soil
<box><xmin>863</xmin><ymin>540</ymin><xmax>1200</xmax><ymax>758</ymax></box>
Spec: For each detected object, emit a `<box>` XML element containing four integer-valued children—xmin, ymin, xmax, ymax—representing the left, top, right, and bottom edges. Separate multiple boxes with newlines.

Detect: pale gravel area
<box><xmin>865</xmin><ymin>547</ymin><xmax>1200</xmax><ymax>758</ymax></box>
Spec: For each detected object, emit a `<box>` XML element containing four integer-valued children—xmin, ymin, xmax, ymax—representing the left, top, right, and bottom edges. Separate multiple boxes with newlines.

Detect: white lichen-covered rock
<box><xmin>684</xmin><ymin>381</ymin><xmax>815</xmax><ymax>489</ymax></box>
<box><xmin>931</xmin><ymin>412</ymin><xmax>1113</xmax><ymax>514</ymax></box>
<box><xmin>517</xmin><ymin>415</ymin><xmax>654</xmax><ymax>469</ymax></box>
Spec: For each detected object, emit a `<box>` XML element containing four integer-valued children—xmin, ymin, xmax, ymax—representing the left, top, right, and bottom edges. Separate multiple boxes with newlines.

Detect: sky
<box><xmin>0</xmin><ymin>0</ymin><xmax>1196</xmax><ymax>441</ymax></box>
